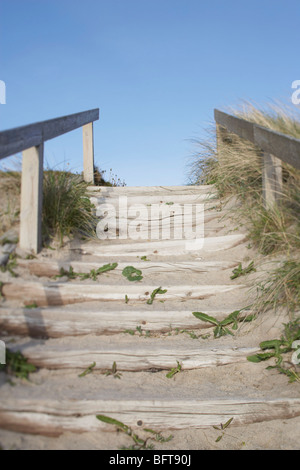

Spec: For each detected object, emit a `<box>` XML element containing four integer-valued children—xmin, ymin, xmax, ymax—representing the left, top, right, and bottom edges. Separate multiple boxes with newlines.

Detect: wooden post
<box><xmin>19</xmin><ymin>144</ymin><xmax>44</xmax><ymax>253</ymax></box>
<box><xmin>83</xmin><ymin>122</ymin><xmax>95</xmax><ymax>184</ymax></box>
<box><xmin>262</xmin><ymin>153</ymin><xmax>283</xmax><ymax>209</ymax></box>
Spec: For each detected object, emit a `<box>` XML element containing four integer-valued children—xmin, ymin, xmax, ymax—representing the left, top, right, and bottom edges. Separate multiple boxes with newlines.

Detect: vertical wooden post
<box><xmin>83</xmin><ymin>122</ymin><xmax>95</xmax><ymax>184</ymax></box>
<box><xmin>262</xmin><ymin>153</ymin><xmax>283</xmax><ymax>209</ymax></box>
<box><xmin>19</xmin><ymin>144</ymin><xmax>44</xmax><ymax>253</ymax></box>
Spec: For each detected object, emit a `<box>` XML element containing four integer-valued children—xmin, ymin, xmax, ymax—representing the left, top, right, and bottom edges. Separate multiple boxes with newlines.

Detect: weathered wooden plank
<box><xmin>1</xmin><ymin>398</ymin><xmax>299</xmax><ymax>435</ymax></box>
<box><xmin>10</xmin><ymin>336</ymin><xmax>258</xmax><ymax>370</ymax></box>
<box><xmin>214</xmin><ymin>109</ymin><xmax>300</xmax><ymax>170</ymax></box>
<box><xmin>17</xmin><ymin>259</ymin><xmax>238</xmax><ymax>278</ymax></box>
<box><xmin>1</xmin><ymin>281</ymin><xmax>243</xmax><ymax>306</ymax></box>
<box><xmin>91</xmin><ymin>193</ymin><xmax>217</xmax><ymax>207</ymax></box>
<box><xmin>19</xmin><ymin>144</ymin><xmax>44</xmax><ymax>253</ymax></box>
<box><xmin>214</xmin><ymin>109</ymin><xmax>255</xmax><ymax>143</ymax></box>
<box><xmin>0</xmin><ymin>306</ymin><xmax>236</xmax><ymax>337</ymax></box>
<box><xmin>0</xmin><ymin>109</ymin><xmax>99</xmax><ymax>160</ymax></box>
<box><xmin>78</xmin><ymin>234</ymin><xmax>247</xmax><ymax>256</ymax></box>
<box><xmin>254</xmin><ymin>124</ymin><xmax>300</xmax><ymax>170</ymax></box>
<box><xmin>87</xmin><ymin>185</ymin><xmax>215</xmax><ymax>194</ymax></box>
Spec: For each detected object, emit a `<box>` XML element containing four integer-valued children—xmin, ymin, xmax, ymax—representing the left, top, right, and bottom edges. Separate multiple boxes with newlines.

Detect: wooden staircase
<box><xmin>0</xmin><ymin>184</ymin><xmax>299</xmax><ymax>449</ymax></box>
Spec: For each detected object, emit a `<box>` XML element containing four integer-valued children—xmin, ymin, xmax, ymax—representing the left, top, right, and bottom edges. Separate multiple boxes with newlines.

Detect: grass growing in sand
<box><xmin>188</xmin><ymin>101</ymin><xmax>300</xmax><ymax>317</ymax></box>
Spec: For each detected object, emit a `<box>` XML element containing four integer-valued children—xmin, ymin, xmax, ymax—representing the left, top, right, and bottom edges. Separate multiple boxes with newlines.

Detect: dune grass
<box><xmin>42</xmin><ymin>170</ymin><xmax>98</xmax><ymax>245</ymax></box>
<box><xmin>188</xmin><ymin>101</ymin><xmax>300</xmax><ymax>315</ymax></box>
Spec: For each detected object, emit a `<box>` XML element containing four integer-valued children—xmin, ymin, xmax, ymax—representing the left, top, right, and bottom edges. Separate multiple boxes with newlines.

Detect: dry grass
<box><xmin>188</xmin><ymin>101</ymin><xmax>300</xmax><ymax>314</ymax></box>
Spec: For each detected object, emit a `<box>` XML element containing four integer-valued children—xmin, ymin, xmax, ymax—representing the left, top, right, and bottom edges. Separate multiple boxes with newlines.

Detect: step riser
<box><xmin>1</xmin><ymin>398</ymin><xmax>299</xmax><ymax>436</ymax></box>
<box><xmin>18</xmin><ymin>260</ymin><xmax>238</xmax><ymax>278</ymax></box>
<box><xmin>2</xmin><ymin>283</ymin><xmax>243</xmax><ymax>307</ymax></box>
<box><xmin>16</xmin><ymin>345</ymin><xmax>259</xmax><ymax>371</ymax></box>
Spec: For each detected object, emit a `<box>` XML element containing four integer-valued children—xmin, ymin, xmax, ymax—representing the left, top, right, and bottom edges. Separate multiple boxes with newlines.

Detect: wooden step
<box><xmin>90</xmin><ymin>193</ymin><xmax>218</xmax><ymax>207</ymax></box>
<box><xmin>87</xmin><ymin>185</ymin><xmax>216</xmax><ymax>195</ymax></box>
<box><xmin>0</xmin><ymin>370</ymin><xmax>299</xmax><ymax>435</ymax></box>
<box><xmin>8</xmin><ymin>335</ymin><xmax>259</xmax><ymax>371</ymax></box>
<box><xmin>0</xmin><ymin>306</ymin><xmax>238</xmax><ymax>337</ymax></box>
<box><xmin>75</xmin><ymin>234</ymin><xmax>247</xmax><ymax>257</ymax></box>
<box><xmin>1</xmin><ymin>281</ymin><xmax>244</xmax><ymax>306</ymax></box>
<box><xmin>17</xmin><ymin>259</ymin><xmax>238</xmax><ymax>278</ymax></box>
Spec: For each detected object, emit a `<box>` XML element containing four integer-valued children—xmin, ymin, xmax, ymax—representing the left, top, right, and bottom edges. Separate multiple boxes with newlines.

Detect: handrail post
<box><xmin>19</xmin><ymin>143</ymin><xmax>44</xmax><ymax>253</ymax></box>
<box><xmin>262</xmin><ymin>153</ymin><xmax>283</xmax><ymax>209</ymax></box>
<box><xmin>83</xmin><ymin>122</ymin><xmax>95</xmax><ymax>184</ymax></box>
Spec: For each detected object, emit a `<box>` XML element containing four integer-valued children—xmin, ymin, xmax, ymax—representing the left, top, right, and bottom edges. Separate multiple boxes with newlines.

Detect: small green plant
<box><xmin>0</xmin><ymin>350</ymin><xmax>37</xmax><ymax>380</ymax></box>
<box><xmin>230</xmin><ymin>261</ymin><xmax>256</xmax><ymax>279</ymax></box>
<box><xmin>192</xmin><ymin>308</ymin><xmax>255</xmax><ymax>338</ymax></box>
<box><xmin>25</xmin><ymin>302</ymin><xmax>38</xmax><ymax>309</ymax></box>
<box><xmin>247</xmin><ymin>318</ymin><xmax>300</xmax><ymax>382</ymax></box>
<box><xmin>147</xmin><ymin>287</ymin><xmax>167</xmax><ymax>305</ymax></box>
<box><xmin>54</xmin><ymin>263</ymin><xmax>118</xmax><ymax>281</ymax></box>
<box><xmin>124</xmin><ymin>326</ymin><xmax>150</xmax><ymax>337</ymax></box>
<box><xmin>166</xmin><ymin>361</ymin><xmax>182</xmax><ymax>379</ymax></box>
<box><xmin>122</xmin><ymin>266</ymin><xmax>143</xmax><ymax>282</ymax></box>
<box><xmin>213</xmin><ymin>417</ymin><xmax>234</xmax><ymax>442</ymax></box>
<box><xmin>125</xmin><ymin>294</ymin><xmax>129</xmax><ymax>304</ymax></box>
<box><xmin>140</xmin><ymin>256</ymin><xmax>150</xmax><ymax>261</ymax></box>
<box><xmin>96</xmin><ymin>415</ymin><xmax>173</xmax><ymax>450</ymax></box>
<box><xmin>0</xmin><ymin>253</ymin><xmax>18</xmax><ymax>277</ymax></box>
<box><xmin>78</xmin><ymin>362</ymin><xmax>96</xmax><ymax>378</ymax></box>
<box><xmin>104</xmin><ymin>361</ymin><xmax>122</xmax><ymax>379</ymax></box>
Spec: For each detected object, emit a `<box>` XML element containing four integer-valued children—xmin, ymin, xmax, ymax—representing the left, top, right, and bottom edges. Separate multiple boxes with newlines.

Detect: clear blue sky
<box><xmin>0</xmin><ymin>0</ymin><xmax>299</xmax><ymax>185</ymax></box>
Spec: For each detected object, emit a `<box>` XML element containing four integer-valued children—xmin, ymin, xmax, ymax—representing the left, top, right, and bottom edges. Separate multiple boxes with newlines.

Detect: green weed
<box><xmin>96</xmin><ymin>415</ymin><xmax>173</xmax><ymax>450</ymax></box>
<box><xmin>166</xmin><ymin>361</ymin><xmax>182</xmax><ymax>379</ymax></box>
<box><xmin>192</xmin><ymin>309</ymin><xmax>255</xmax><ymax>338</ymax></box>
<box><xmin>147</xmin><ymin>287</ymin><xmax>167</xmax><ymax>305</ymax></box>
<box><xmin>0</xmin><ymin>350</ymin><xmax>37</xmax><ymax>380</ymax></box>
<box><xmin>247</xmin><ymin>318</ymin><xmax>300</xmax><ymax>382</ymax></box>
<box><xmin>122</xmin><ymin>266</ymin><xmax>143</xmax><ymax>282</ymax></box>
<box><xmin>78</xmin><ymin>362</ymin><xmax>96</xmax><ymax>378</ymax></box>
<box><xmin>230</xmin><ymin>261</ymin><xmax>256</xmax><ymax>279</ymax></box>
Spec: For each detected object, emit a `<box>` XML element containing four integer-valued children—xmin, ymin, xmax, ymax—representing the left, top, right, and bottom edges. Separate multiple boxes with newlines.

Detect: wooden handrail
<box><xmin>0</xmin><ymin>109</ymin><xmax>99</xmax><ymax>160</ymax></box>
<box><xmin>214</xmin><ymin>109</ymin><xmax>300</xmax><ymax>170</ymax></box>
<box><xmin>0</xmin><ymin>108</ymin><xmax>100</xmax><ymax>253</ymax></box>
<box><xmin>214</xmin><ymin>109</ymin><xmax>300</xmax><ymax>208</ymax></box>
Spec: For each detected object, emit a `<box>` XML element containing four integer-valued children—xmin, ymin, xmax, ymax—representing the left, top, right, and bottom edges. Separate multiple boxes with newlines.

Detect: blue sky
<box><xmin>0</xmin><ymin>0</ymin><xmax>299</xmax><ymax>185</ymax></box>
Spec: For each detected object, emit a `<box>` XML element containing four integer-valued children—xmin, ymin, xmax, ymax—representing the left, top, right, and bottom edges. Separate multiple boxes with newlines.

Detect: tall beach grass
<box><xmin>188</xmin><ymin>101</ymin><xmax>300</xmax><ymax>314</ymax></box>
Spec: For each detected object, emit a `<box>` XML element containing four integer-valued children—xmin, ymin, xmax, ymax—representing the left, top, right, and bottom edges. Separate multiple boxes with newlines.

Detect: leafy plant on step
<box><xmin>124</xmin><ymin>326</ymin><xmax>151</xmax><ymax>337</ymax></box>
<box><xmin>147</xmin><ymin>287</ymin><xmax>167</xmax><ymax>305</ymax></box>
<box><xmin>78</xmin><ymin>362</ymin><xmax>96</xmax><ymax>378</ymax></box>
<box><xmin>192</xmin><ymin>308</ymin><xmax>255</xmax><ymax>338</ymax></box>
<box><xmin>247</xmin><ymin>318</ymin><xmax>300</xmax><ymax>382</ymax></box>
<box><xmin>178</xmin><ymin>329</ymin><xmax>211</xmax><ymax>340</ymax></box>
<box><xmin>104</xmin><ymin>361</ymin><xmax>122</xmax><ymax>379</ymax></box>
<box><xmin>0</xmin><ymin>349</ymin><xmax>37</xmax><ymax>380</ymax></box>
<box><xmin>0</xmin><ymin>253</ymin><xmax>18</xmax><ymax>277</ymax></box>
<box><xmin>166</xmin><ymin>361</ymin><xmax>182</xmax><ymax>379</ymax></box>
<box><xmin>96</xmin><ymin>415</ymin><xmax>173</xmax><ymax>450</ymax></box>
<box><xmin>213</xmin><ymin>418</ymin><xmax>237</xmax><ymax>443</ymax></box>
<box><xmin>122</xmin><ymin>266</ymin><xmax>143</xmax><ymax>282</ymax></box>
<box><xmin>140</xmin><ymin>256</ymin><xmax>150</xmax><ymax>261</ymax></box>
<box><xmin>54</xmin><ymin>263</ymin><xmax>118</xmax><ymax>281</ymax></box>
<box><xmin>230</xmin><ymin>261</ymin><xmax>256</xmax><ymax>279</ymax></box>
<box><xmin>125</xmin><ymin>294</ymin><xmax>129</xmax><ymax>304</ymax></box>
<box><xmin>25</xmin><ymin>302</ymin><xmax>38</xmax><ymax>309</ymax></box>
